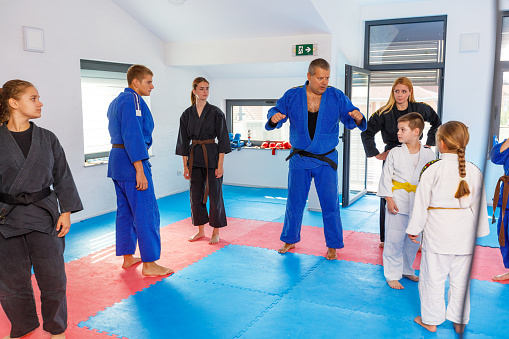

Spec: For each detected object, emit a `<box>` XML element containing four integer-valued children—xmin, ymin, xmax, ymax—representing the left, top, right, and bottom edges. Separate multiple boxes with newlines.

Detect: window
<box><xmin>364</xmin><ymin>16</ymin><xmax>446</xmax><ymax>192</ymax></box>
<box><xmin>491</xmin><ymin>12</ymin><xmax>509</xmax><ymax>145</ymax></box>
<box><xmin>80</xmin><ymin>60</ymin><xmax>151</xmax><ymax>166</ymax></box>
<box><xmin>225</xmin><ymin>99</ymin><xmax>287</xmax><ymax>146</ymax></box>
<box><xmin>365</xmin><ymin>16</ymin><xmax>446</xmax><ymax>71</ymax></box>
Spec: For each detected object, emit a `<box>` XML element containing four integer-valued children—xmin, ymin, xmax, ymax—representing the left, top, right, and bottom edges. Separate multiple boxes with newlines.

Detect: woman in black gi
<box><xmin>176</xmin><ymin>77</ymin><xmax>231</xmax><ymax>244</ymax></box>
<box><xmin>0</xmin><ymin>80</ymin><xmax>82</xmax><ymax>339</ymax></box>
<box><xmin>360</xmin><ymin>77</ymin><xmax>441</xmax><ymax>248</ymax></box>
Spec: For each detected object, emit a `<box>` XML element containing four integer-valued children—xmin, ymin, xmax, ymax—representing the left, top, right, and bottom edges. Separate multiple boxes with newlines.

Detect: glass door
<box><xmin>342</xmin><ymin>65</ymin><xmax>370</xmax><ymax>207</ymax></box>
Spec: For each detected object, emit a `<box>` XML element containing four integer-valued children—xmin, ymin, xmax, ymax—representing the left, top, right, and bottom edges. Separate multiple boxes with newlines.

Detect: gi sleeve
<box><xmin>336</xmin><ymin>90</ymin><xmax>366</xmax><ymax>131</ymax></box>
<box><xmin>119</xmin><ymin>96</ymin><xmax>149</xmax><ymax>164</ymax></box>
<box><xmin>474</xmin><ymin>183</ymin><xmax>490</xmax><ymax>238</ymax></box>
<box><xmin>361</xmin><ymin>111</ymin><xmax>383</xmax><ymax>158</ymax></box>
<box><xmin>420</xmin><ymin>103</ymin><xmax>441</xmax><ymax>147</ymax></box>
<box><xmin>265</xmin><ymin>90</ymin><xmax>291</xmax><ymax>130</ymax></box>
<box><xmin>175</xmin><ymin>111</ymin><xmax>191</xmax><ymax>156</ymax></box>
<box><xmin>490</xmin><ymin>140</ymin><xmax>509</xmax><ymax>165</ymax></box>
<box><xmin>377</xmin><ymin>151</ymin><xmax>395</xmax><ymax>198</ymax></box>
<box><xmin>406</xmin><ymin>169</ymin><xmax>433</xmax><ymax>235</ymax></box>
<box><xmin>215</xmin><ymin>109</ymin><xmax>231</xmax><ymax>154</ymax></box>
<box><xmin>51</xmin><ymin>134</ymin><xmax>83</xmax><ymax>214</ymax></box>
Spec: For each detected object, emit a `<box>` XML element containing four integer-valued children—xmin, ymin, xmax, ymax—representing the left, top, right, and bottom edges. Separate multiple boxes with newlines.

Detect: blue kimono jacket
<box><xmin>265</xmin><ymin>81</ymin><xmax>366</xmax><ymax>169</ymax></box>
<box><xmin>490</xmin><ymin>140</ymin><xmax>509</xmax><ymax>209</ymax></box>
<box><xmin>107</xmin><ymin>88</ymin><xmax>153</xmax><ymax>181</ymax></box>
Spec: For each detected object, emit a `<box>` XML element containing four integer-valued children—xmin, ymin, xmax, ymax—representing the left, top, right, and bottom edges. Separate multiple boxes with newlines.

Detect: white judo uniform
<box><xmin>406</xmin><ymin>153</ymin><xmax>489</xmax><ymax>325</ymax></box>
<box><xmin>377</xmin><ymin>144</ymin><xmax>435</xmax><ymax>281</ymax></box>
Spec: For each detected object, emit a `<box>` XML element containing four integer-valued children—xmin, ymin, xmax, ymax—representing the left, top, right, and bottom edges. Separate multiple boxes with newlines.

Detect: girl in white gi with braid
<box><xmin>406</xmin><ymin>121</ymin><xmax>489</xmax><ymax>334</ymax></box>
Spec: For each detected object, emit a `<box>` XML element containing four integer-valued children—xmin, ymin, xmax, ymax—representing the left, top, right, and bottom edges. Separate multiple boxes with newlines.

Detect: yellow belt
<box><xmin>392</xmin><ymin>180</ymin><xmax>417</xmax><ymax>193</ymax></box>
<box><xmin>427</xmin><ymin>207</ymin><xmax>461</xmax><ymax>210</ymax></box>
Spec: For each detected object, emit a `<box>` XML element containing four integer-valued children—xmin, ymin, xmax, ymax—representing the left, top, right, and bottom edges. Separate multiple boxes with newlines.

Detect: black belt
<box><xmin>112</xmin><ymin>144</ymin><xmax>125</xmax><ymax>149</ymax></box>
<box><xmin>285</xmin><ymin>148</ymin><xmax>337</xmax><ymax>171</ymax></box>
<box><xmin>0</xmin><ymin>187</ymin><xmax>52</xmax><ymax>206</ymax></box>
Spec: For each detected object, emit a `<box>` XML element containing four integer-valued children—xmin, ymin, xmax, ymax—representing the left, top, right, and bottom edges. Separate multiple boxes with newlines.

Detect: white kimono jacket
<box><xmin>406</xmin><ymin>153</ymin><xmax>489</xmax><ymax>254</ymax></box>
<box><xmin>377</xmin><ymin>144</ymin><xmax>436</xmax><ymax>215</ymax></box>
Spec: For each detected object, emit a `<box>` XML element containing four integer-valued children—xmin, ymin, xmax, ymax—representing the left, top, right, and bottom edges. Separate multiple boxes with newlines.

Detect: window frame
<box><xmin>364</xmin><ymin>15</ymin><xmax>447</xmax><ymax>118</ymax></box>
<box><xmin>489</xmin><ymin>10</ymin><xmax>509</xmax><ymax>150</ymax></box>
<box><xmin>80</xmin><ymin>60</ymin><xmax>133</xmax><ymax>164</ymax></box>
<box><xmin>225</xmin><ymin>99</ymin><xmax>280</xmax><ymax>146</ymax></box>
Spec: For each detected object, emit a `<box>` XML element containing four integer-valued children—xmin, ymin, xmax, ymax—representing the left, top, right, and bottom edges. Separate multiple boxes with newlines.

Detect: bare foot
<box><xmin>122</xmin><ymin>254</ymin><xmax>142</xmax><ymax>269</ymax></box>
<box><xmin>278</xmin><ymin>243</ymin><xmax>295</xmax><ymax>253</ymax></box>
<box><xmin>51</xmin><ymin>333</ymin><xmax>66</xmax><ymax>339</ymax></box>
<box><xmin>209</xmin><ymin>229</ymin><xmax>220</xmax><ymax>245</ymax></box>
<box><xmin>3</xmin><ymin>330</ymin><xmax>36</xmax><ymax>339</ymax></box>
<box><xmin>492</xmin><ymin>272</ymin><xmax>509</xmax><ymax>281</ymax></box>
<box><xmin>387</xmin><ymin>280</ymin><xmax>404</xmax><ymax>289</ymax></box>
<box><xmin>414</xmin><ymin>316</ymin><xmax>437</xmax><ymax>332</ymax></box>
<box><xmin>326</xmin><ymin>248</ymin><xmax>337</xmax><ymax>260</ymax></box>
<box><xmin>142</xmin><ymin>262</ymin><xmax>174</xmax><ymax>276</ymax></box>
<box><xmin>379</xmin><ymin>242</ymin><xmax>384</xmax><ymax>248</ymax></box>
<box><xmin>188</xmin><ymin>231</ymin><xmax>205</xmax><ymax>242</ymax></box>
<box><xmin>453</xmin><ymin>323</ymin><xmax>465</xmax><ymax>334</ymax></box>
<box><xmin>403</xmin><ymin>274</ymin><xmax>419</xmax><ymax>282</ymax></box>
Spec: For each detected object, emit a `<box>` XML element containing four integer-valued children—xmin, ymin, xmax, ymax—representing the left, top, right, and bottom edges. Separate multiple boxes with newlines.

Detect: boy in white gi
<box><xmin>407</xmin><ymin>121</ymin><xmax>489</xmax><ymax>333</ymax></box>
<box><xmin>377</xmin><ymin>113</ymin><xmax>435</xmax><ymax>289</ymax></box>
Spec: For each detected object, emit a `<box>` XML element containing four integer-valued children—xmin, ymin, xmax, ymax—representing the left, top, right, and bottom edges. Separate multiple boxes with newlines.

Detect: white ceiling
<box><xmin>110</xmin><ymin>0</ymin><xmax>331</xmax><ymax>43</ymax></box>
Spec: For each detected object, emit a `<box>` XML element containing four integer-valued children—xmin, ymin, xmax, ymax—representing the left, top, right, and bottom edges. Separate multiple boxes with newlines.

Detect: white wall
<box><xmin>165</xmin><ymin>34</ymin><xmax>332</xmax><ymax>66</ymax></box>
<box><xmin>0</xmin><ymin>0</ymin><xmax>194</xmax><ymax>221</ymax></box>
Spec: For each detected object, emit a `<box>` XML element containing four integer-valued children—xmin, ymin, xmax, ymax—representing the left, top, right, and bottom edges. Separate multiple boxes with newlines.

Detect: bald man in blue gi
<box><xmin>107</xmin><ymin>65</ymin><xmax>172</xmax><ymax>276</ymax></box>
<box><xmin>266</xmin><ymin>58</ymin><xmax>366</xmax><ymax>260</ymax></box>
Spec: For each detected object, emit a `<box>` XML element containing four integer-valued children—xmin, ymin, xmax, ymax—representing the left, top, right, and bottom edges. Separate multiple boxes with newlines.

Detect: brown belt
<box><xmin>493</xmin><ymin>175</ymin><xmax>509</xmax><ymax>247</ymax></box>
<box><xmin>189</xmin><ymin>139</ymin><xmax>216</xmax><ymax>204</ymax></box>
<box><xmin>112</xmin><ymin>144</ymin><xmax>125</xmax><ymax>149</ymax></box>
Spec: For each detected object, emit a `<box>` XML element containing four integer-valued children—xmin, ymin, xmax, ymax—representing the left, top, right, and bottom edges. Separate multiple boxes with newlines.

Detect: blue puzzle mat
<box><xmin>79</xmin><ymin>245</ymin><xmax>507</xmax><ymax>338</ymax></box>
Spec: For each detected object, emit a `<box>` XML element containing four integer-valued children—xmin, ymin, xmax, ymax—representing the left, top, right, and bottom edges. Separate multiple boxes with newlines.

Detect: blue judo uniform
<box><xmin>490</xmin><ymin>141</ymin><xmax>509</xmax><ymax>269</ymax></box>
<box><xmin>107</xmin><ymin>88</ymin><xmax>161</xmax><ymax>262</ymax></box>
<box><xmin>266</xmin><ymin>82</ymin><xmax>367</xmax><ymax>248</ymax></box>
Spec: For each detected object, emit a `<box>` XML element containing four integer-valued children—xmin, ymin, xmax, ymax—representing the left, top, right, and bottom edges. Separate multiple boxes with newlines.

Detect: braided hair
<box><xmin>0</xmin><ymin>80</ymin><xmax>34</xmax><ymax>124</ymax></box>
<box><xmin>436</xmin><ymin>121</ymin><xmax>470</xmax><ymax>199</ymax></box>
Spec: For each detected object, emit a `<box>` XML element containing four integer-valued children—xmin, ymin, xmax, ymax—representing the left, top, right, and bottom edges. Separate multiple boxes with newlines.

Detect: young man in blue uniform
<box><xmin>107</xmin><ymin>65</ymin><xmax>172</xmax><ymax>276</ymax></box>
<box><xmin>266</xmin><ymin>58</ymin><xmax>366</xmax><ymax>260</ymax></box>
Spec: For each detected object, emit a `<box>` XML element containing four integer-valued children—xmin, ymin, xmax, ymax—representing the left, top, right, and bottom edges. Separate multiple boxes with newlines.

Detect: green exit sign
<box><xmin>295</xmin><ymin>44</ymin><xmax>314</xmax><ymax>56</ymax></box>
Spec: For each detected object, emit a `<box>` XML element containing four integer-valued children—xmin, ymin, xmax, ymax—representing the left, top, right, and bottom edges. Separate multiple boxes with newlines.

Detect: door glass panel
<box><xmin>499</xmin><ymin>72</ymin><xmax>509</xmax><ymax>141</ymax></box>
<box><xmin>349</xmin><ymin>71</ymin><xmax>369</xmax><ymax>200</ymax></box>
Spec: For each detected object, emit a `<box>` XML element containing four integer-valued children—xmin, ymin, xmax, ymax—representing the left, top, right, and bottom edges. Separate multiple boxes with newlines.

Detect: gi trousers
<box><xmin>382</xmin><ymin>211</ymin><xmax>419</xmax><ymax>281</ymax></box>
<box><xmin>419</xmin><ymin>250</ymin><xmax>472</xmax><ymax>325</ymax></box>
<box><xmin>497</xmin><ymin>209</ymin><xmax>509</xmax><ymax>268</ymax></box>
<box><xmin>190</xmin><ymin>167</ymin><xmax>227</xmax><ymax>228</ymax></box>
<box><xmin>0</xmin><ymin>231</ymin><xmax>67</xmax><ymax>337</ymax></box>
<box><xmin>114</xmin><ymin>176</ymin><xmax>161</xmax><ymax>262</ymax></box>
<box><xmin>281</xmin><ymin>165</ymin><xmax>344</xmax><ymax>249</ymax></box>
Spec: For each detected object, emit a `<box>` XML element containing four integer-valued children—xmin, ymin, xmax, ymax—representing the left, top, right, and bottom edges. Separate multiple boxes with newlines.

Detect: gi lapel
<box><xmin>193</xmin><ymin>102</ymin><xmax>211</xmax><ymax>139</ymax></box>
<box><xmin>3</xmin><ymin>123</ymin><xmax>40</xmax><ymax>194</ymax></box>
<box><xmin>0</xmin><ymin>123</ymin><xmax>41</xmax><ymax>216</ymax></box>
<box><xmin>306</xmin><ymin>87</ymin><xmax>329</xmax><ymax>152</ymax></box>
<box><xmin>411</xmin><ymin>144</ymin><xmax>429</xmax><ymax>184</ymax></box>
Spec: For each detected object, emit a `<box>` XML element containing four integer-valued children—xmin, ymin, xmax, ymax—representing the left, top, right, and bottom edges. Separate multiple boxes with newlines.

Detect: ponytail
<box><xmin>0</xmin><ymin>87</ymin><xmax>6</xmax><ymax>124</ymax></box>
<box><xmin>455</xmin><ymin>147</ymin><xmax>471</xmax><ymax>199</ymax></box>
<box><xmin>191</xmin><ymin>90</ymin><xmax>196</xmax><ymax>105</ymax></box>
